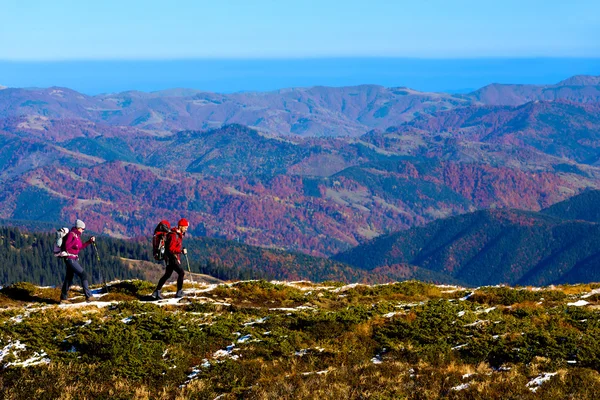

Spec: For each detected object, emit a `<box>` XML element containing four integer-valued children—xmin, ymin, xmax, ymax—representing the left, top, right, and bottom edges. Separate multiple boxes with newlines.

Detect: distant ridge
<box><xmin>334</xmin><ymin>201</ymin><xmax>600</xmax><ymax>286</ymax></box>
<box><xmin>1</xmin><ymin>75</ymin><xmax>599</xmax><ymax>136</ymax></box>
<box><xmin>557</xmin><ymin>75</ymin><xmax>600</xmax><ymax>86</ymax></box>
<box><xmin>542</xmin><ymin>189</ymin><xmax>600</xmax><ymax>223</ymax></box>
<box><xmin>467</xmin><ymin>75</ymin><xmax>600</xmax><ymax>106</ymax></box>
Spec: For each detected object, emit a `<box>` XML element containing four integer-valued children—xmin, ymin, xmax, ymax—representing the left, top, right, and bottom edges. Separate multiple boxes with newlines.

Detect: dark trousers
<box><xmin>156</xmin><ymin>256</ymin><xmax>185</xmax><ymax>291</ymax></box>
<box><xmin>61</xmin><ymin>258</ymin><xmax>92</xmax><ymax>299</ymax></box>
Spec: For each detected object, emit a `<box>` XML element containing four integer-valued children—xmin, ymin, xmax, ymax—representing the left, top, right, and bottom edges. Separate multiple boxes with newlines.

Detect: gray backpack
<box><xmin>53</xmin><ymin>227</ymin><xmax>70</xmax><ymax>257</ymax></box>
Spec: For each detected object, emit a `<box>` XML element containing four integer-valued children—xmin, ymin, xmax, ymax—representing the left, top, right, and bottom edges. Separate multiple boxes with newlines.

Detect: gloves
<box><xmin>182</xmin><ymin>247</ymin><xmax>187</xmax><ymax>255</ymax></box>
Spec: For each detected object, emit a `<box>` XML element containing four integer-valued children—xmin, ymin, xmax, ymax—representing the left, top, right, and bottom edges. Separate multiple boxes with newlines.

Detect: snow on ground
<box><xmin>8</xmin><ymin>312</ymin><xmax>30</xmax><ymax>324</ymax></box>
<box><xmin>383</xmin><ymin>311</ymin><xmax>401</xmax><ymax>318</ymax></box>
<box><xmin>451</xmin><ymin>383</ymin><xmax>471</xmax><ymax>391</ymax></box>
<box><xmin>301</xmin><ymin>370</ymin><xmax>330</xmax><ymax>376</ymax></box>
<box><xmin>270</xmin><ymin>280</ymin><xmax>335</xmax><ymax>291</ymax></box>
<box><xmin>213</xmin><ymin>344</ymin><xmax>240</xmax><ymax>360</ymax></box>
<box><xmin>0</xmin><ymin>340</ymin><xmax>50</xmax><ymax>368</ymax></box>
<box><xmin>567</xmin><ymin>300</ymin><xmax>589</xmax><ymax>307</ymax></box>
<box><xmin>464</xmin><ymin>320</ymin><xmax>489</xmax><ymax>327</ymax></box>
<box><xmin>60</xmin><ymin>300</ymin><xmax>117</xmax><ymax>309</ymax></box>
<box><xmin>460</xmin><ymin>292</ymin><xmax>474</xmax><ymax>301</ymax></box>
<box><xmin>271</xmin><ymin>305</ymin><xmax>315</xmax><ymax>312</ymax></box>
<box><xmin>6</xmin><ymin>350</ymin><xmax>50</xmax><ymax>368</ymax></box>
<box><xmin>237</xmin><ymin>335</ymin><xmax>252</xmax><ymax>343</ymax></box>
<box><xmin>526</xmin><ymin>372</ymin><xmax>558</xmax><ymax>392</ymax></box>
<box><xmin>178</xmin><ymin>284</ymin><xmax>219</xmax><ymax>295</ymax></box>
<box><xmin>581</xmin><ymin>288</ymin><xmax>600</xmax><ymax>299</ymax></box>
<box><xmin>243</xmin><ymin>317</ymin><xmax>268</xmax><ymax>326</ymax></box>
<box><xmin>331</xmin><ymin>283</ymin><xmax>363</xmax><ymax>293</ymax></box>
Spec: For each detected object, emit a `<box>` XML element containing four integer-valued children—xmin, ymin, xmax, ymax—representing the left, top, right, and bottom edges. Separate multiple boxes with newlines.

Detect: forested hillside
<box><xmin>334</xmin><ymin>208</ymin><xmax>600</xmax><ymax>286</ymax></box>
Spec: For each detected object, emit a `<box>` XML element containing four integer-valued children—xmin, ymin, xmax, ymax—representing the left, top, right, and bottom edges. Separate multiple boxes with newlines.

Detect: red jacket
<box><xmin>63</xmin><ymin>228</ymin><xmax>91</xmax><ymax>260</ymax></box>
<box><xmin>165</xmin><ymin>228</ymin><xmax>184</xmax><ymax>263</ymax></box>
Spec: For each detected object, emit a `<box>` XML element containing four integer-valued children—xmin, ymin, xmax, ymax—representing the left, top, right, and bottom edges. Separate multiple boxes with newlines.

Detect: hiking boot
<box><xmin>175</xmin><ymin>290</ymin><xmax>185</xmax><ymax>298</ymax></box>
<box><xmin>60</xmin><ymin>298</ymin><xmax>71</xmax><ymax>304</ymax></box>
<box><xmin>85</xmin><ymin>296</ymin><xmax>96</xmax><ymax>303</ymax></box>
<box><xmin>152</xmin><ymin>290</ymin><xmax>164</xmax><ymax>300</ymax></box>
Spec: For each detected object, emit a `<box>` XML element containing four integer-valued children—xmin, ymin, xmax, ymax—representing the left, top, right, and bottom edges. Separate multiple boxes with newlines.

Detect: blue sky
<box><xmin>1</xmin><ymin>0</ymin><xmax>599</xmax><ymax>59</ymax></box>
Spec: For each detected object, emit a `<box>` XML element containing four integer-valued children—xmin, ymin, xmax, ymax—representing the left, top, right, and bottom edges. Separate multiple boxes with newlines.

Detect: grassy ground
<box><xmin>1</xmin><ymin>279</ymin><xmax>600</xmax><ymax>399</ymax></box>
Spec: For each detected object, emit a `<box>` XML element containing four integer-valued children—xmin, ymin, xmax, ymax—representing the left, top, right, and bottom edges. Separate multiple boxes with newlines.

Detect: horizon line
<box><xmin>2</xmin><ymin>56</ymin><xmax>600</xmax><ymax>63</ymax></box>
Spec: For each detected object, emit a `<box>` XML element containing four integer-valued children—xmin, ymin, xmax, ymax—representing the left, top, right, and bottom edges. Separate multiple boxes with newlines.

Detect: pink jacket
<box><xmin>63</xmin><ymin>228</ymin><xmax>91</xmax><ymax>259</ymax></box>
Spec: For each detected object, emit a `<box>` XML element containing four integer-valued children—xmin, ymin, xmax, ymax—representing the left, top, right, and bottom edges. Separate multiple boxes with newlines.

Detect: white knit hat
<box><xmin>75</xmin><ymin>219</ymin><xmax>86</xmax><ymax>229</ymax></box>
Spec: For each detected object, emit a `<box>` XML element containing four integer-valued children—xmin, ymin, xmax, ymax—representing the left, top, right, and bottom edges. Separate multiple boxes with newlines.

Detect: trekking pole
<box><xmin>92</xmin><ymin>242</ymin><xmax>109</xmax><ymax>293</ymax></box>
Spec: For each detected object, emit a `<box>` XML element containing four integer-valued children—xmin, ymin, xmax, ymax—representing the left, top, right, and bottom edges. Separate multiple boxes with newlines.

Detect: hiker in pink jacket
<box><xmin>60</xmin><ymin>219</ymin><xmax>96</xmax><ymax>303</ymax></box>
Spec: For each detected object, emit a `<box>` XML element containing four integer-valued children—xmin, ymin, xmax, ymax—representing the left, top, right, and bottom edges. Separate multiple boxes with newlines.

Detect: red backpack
<box><xmin>152</xmin><ymin>220</ymin><xmax>171</xmax><ymax>261</ymax></box>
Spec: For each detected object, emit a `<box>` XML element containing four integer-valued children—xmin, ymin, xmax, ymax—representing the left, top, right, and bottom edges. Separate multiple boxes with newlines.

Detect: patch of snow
<box><xmin>1</xmin><ymin>341</ymin><xmax>50</xmax><ymax>368</ymax></box>
<box><xmin>464</xmin><ymin>320</ymin><xmax>489</xmax><ymax>327</ymax></box>
<box><xmin>6</xmin><ymin>351</ymin><xmax>50</xmax><ymax>368</ymax></box>
<box><xmin>9</xmin><ymin>313</ymin><xmax>29</xmax><ymax>324</ymax></box>
<box><xmin>526</xmin><ymin>372</ymin><xmax>558</xmax><ymax>392</ymax></box>
<box><xmin>237</xmin><ymin>335</ymin><xmax>252</xmax><ymax>343</ymax></box>
<box><xmin>213</xmin><ymin>344</ymin><xmax>239</xmax><ymax>360</ymax></box>
<box><xmin>243</xmin><ymin>317</ymin><xmax>268</xmax><ymax>326</ymax></box>
<box><xmin>457</xmin><ymin>311</ymin><xmax>466</xmax><ymax>317</ymax></box>
<box><xmin>567</xmin><ymin>300</ymin><xmax>589</xmax><ymax>307</ymax></box>
<box><xmin>271</xmin><ymin>305</ymin><xmax>314</xmax><ymax>312</ymax></box>
<box><xmin>567</xmin><ymin>360</ymin><xmax>577</xmax><ymax>364</ymax></box>
<box><xmin>581</xmin><ymin>288</ymin><xmax>600</xmax><ymax>299</ymax></box>
<box><xmin>180</xmin><ymin>367</ymin><xmax>202</xmax><ymax>388</ymax></box>
<box><xmin>121</xmin><ymin>317</ymin><xmax>133</xmax><ymax>324</ymax></box>
<box><xmin>460</xmin><ymin>292</ymin><xmax>473</xmax><ymax>301</ymax></box>
<box><xmin>451</xmin><ymin>383</ymin><xmax>470</xmax><ymax>391</ymax></box>
<box><xmin>331</xmin><ymin>283</ymin><xmax>363</xmax><ymax>293</ymax></box>
<box><xmin>383</xmin><ymin>312</ymin><xmax>400</xmax><ymax>318</ymax></box>
<box><xmin>452</xmin><ymin>344</ymin><xmax>468</xmax><ymax>350</ymax></box>
<box><xmin>1</xmin><ymin>341</ymin><xmax>27</xmax><ymax>363</ymax></box>
<box><xmin>181</xmin><ymin>284</ymin><xmax>219</xmax><ymax>295</ymax></box>
<box><xmin>270</xmin><ymin>280</ymin><xmax>333</xmax><ymax>291</ymax></box>
<box><xmin>60</xmin><ymin>301</ymin><xmax>117</xmax><ymax>309</ymax></box>
<box><xmin>301</xmin><ymin>370</ymin><xmax>329</xmax><ymax>376</ymax></box>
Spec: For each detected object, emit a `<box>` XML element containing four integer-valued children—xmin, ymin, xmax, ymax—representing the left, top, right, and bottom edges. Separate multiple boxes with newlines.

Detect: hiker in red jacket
<box><xmin>60</xmin><ymin>219</ymin><xmax>96</xmax><ymax>303</ymax></box>
<box><xmin>152</xmin><ymin>218</ymin><xmax>189</xmax><ymax>299</ymax></box>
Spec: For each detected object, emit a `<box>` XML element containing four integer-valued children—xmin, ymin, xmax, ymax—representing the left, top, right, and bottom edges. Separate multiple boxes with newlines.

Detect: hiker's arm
<box><xmin>168</xmin><ymin>234</ymin><xmax>182</xmax><ymax>254</ymax></box>
<box><xmin>82</xmin><ymin>236</ymin><xmax>95</xmax><ymax>248</ymax></box>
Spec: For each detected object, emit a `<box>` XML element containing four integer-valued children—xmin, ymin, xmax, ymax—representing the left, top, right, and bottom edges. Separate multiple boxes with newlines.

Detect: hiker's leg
<box><xmin>70</xmin><ymin>259</ymin><xmax>93</xmax><ymax>299</ymax></box>
<box><xmin>156</xmin><ymin>262</ymin><xmax>175</xmax><ymax>291</ymax></box>
<box><xmin>174</xmin><ymin>262</ymin><xmax>185</xmax><ymax>292</ymax></box>
<box><xmin>61</xmin><ymin>259</ymin><xmax>75</xmax><ymax>300</ymax></box>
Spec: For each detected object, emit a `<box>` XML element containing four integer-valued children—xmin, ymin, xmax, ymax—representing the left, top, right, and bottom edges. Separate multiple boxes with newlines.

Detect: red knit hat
<box><xmin>178</xmin><ymin>218</ymin><xmax>189</xmax><ymax>227</ymax></box>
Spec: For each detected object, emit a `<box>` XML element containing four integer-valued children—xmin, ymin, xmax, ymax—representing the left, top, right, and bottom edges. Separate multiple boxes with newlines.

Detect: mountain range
<box><xmin>1</xmin><ymin>75</ymin><xmax>600</xmax><ymax>263</ymax></box>
<box><xmin>1</xmin><ymin>75</ymin><xmax>599</xmax><ymax>136</ymax></box>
